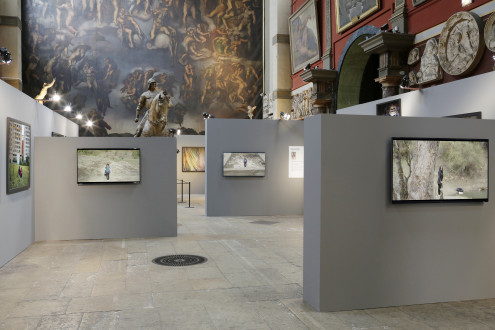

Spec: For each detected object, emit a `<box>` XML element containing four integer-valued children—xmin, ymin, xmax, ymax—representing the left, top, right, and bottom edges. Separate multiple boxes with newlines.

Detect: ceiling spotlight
<box><xmin>202</xmin><ymin>112</ymin><xmax>215</xmax><ymax>119</ymax></box>
<box><xmin>177</xmin><ymin>128</ymin><xmax>181</xmax><ymax>135</ymax></box>
<box><xmin>304</xmin><ymin>63</ymin><xmax>311</xmax><ymax>71</ymax></box>
<box><xmin>169</xmin><ymin>128</ymin><xmax>177</xmax><ymax>136</ymax></box>
<box><xmin>86</xmin><ymin>120</ymin><xmax>93</xmax><ymax>127</ymax></box>
<box><xmin>280</xmin><ymin>112</ymin><xmax>291</xmax><ymax>120</ymax></box>
<box><xmin>64</xmin><ymin>105</ymin><xmax>72</xmax><ymax>112</ymax></box>
<box><xmin>75</xmin><ymin>113</ymin><xmax>83</xmax><ymax>120</ymax></box>
<box><xmin>52</xmin><ymin>94</ymin><xmax>61</xmax><ymax>102</ymax></box>
<box><xmin>0</xmin><ymin>47</ymin><xmax>12</xmax><ymax>64</ymax></box>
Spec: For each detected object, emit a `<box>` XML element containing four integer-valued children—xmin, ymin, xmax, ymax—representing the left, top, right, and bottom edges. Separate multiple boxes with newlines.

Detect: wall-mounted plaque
<box><xmin>438</xmin><ymin>11</ymin><xmax>485</xmax><ymax>76</ymax></box>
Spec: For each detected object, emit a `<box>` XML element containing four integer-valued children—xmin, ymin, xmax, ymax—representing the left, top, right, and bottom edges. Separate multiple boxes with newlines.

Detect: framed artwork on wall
<box><xmin>446</xmin><ymin>111</ymin><xmax>482</xmax><ymax>119</ymax></box>
<box><xmin>289</xmin><ymin>0</ymin><xmax>321</xmax><ymax>73</ymax></box>
<box><xmin>376</xmin><ymin>99</ymin><xmax>401</xmax><ymax>116</ymax></box>
<box><xmin>7</xmin><ymin>117</ymin><xmax>31</xmax><ymax>194</ymax></box>
<box><xmin>182</xmin><ymin>147</ymin><xmax>206</xmax><ymax>172</ymax></box>
<box><xmin>51</xmin><ymin>132</ymin><xmax>65</xmax><ymax>137</ymax></box>
<box><xmin>336</xmin><ymin>0</ymin><xmax>380</xmax><ymax>33</ymax></box>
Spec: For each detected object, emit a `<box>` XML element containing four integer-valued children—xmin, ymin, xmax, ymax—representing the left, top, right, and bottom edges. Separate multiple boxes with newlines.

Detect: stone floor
<box><xmin>1</xmin><ymin>196</ymin><xmax>495</xmax><ymax>329</ymax></box>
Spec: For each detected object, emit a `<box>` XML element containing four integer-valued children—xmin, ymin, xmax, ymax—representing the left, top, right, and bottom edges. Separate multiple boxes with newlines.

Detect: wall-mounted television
<box><xmin>223</xmin><ymin>152</ymin><xmax>265</xmax><ymax>177</ymax></box>
<box><xmin>392</xmin><ymin>138</ymin><xmax>488</xmax><ymax>203</ymax></box>
<box><xmin>77</xmin><ymin>148</ymin><xmax>141</xmax><ymax>184</ymax></box>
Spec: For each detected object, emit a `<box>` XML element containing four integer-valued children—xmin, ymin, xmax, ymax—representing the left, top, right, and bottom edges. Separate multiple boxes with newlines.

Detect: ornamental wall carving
<box><xmin>484</xmin><ymin>12</ymin><xmax>495</xmax><ymax>52</ymax></box>
<box><xmin>437</xmin><ymin>11</ymin><xmax>484</xmax><ymax>76</ymax></box>
<box><xmin>291</xmin><ymin>87</ymin><xmax>313</xmax><ymax>120</ymax></box>
<box><xmin>416</xmin><ymin>38</ymin><xmax>443</xmax><ymax>85</ymax></box>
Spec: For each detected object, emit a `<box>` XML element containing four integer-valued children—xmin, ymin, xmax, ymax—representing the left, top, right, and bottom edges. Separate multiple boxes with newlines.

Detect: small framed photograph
<box><xmin>289</xmin><ymin>0</ymin><xmax>321</xmax><ymax>73</ymax></box>
<box><xmin>7</xmin><ymin>117</ymin><xmax>31</xmax><ymax>194</ymax></box>
<box><xmin>377</xmin><ymin>99</ymin><xmax>401</xmax><ymax>116</ymax></box>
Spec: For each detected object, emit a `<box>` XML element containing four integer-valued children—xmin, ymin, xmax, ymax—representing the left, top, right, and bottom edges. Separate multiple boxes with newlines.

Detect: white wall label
<box><xmin>289</xmin><ymin>146</ymin><xmax>304</xmax><ymax>178</ymax></box>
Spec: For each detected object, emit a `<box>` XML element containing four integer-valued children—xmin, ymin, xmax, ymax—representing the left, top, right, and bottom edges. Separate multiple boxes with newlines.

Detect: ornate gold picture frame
<box><xmin>289</xmin><ymin>0</ymin><xmax>321</xmax><ymax>73</ymax></box>
<box><xmin>336</xmin><ymin>0</ymin><xmax>380</xmax><ymax>33</ymax></box>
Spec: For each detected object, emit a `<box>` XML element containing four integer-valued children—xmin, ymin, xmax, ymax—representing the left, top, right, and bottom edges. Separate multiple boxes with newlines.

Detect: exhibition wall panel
<box><xmin>304</xmin><ymin>114</ymin><xmax>495</xmax><ymax>311</ymax></box>
<box><xmin>0</xmin><ymin>80</ymin><xmax>78</xmax><ymax>268</ymax></box>
<box><xmin>206</xmin><ymin>119</ymin><xmax>304</xmax><ymax>216</ymax></box>
<box><xmin>337</xmin><ymin>71</ymin><xmax>495</xmax><ymax>119</ymax></box>
<box><xmin>176</xmin><ymin>135</ymin><xmax>205</xmax><ymax>194</ymax></box>
<box><xmin>34</xmin><ymin>137</ymin><xmax>177</xmax><ymax>240</ymax></box>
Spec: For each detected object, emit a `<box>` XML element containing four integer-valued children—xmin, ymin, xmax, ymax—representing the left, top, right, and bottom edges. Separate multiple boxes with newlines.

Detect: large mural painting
<box><xmin>22</xmin><ymin>0</ymin><xmax>263</xmax><ymax>136</ymax></box>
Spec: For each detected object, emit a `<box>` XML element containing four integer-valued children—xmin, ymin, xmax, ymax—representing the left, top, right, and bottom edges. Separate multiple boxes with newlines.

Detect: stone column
<box><xmin>299</xmin><ymin>69</ymin><xmax>338</xmax><ymax>115</ymax></box>
<box><xmin>359</xmin><ymin>32</ymin><xmax>415</xmax><ymax>98</ymax></box>
<box><xmin>263</xmin><ymin>0</ymin><xmax>292</xmax><ymax>119</ymax></box>
<box><xmin>0</xmin><ymin>0</ymin><xmax>22</xmax><ymax>89</ymax></box>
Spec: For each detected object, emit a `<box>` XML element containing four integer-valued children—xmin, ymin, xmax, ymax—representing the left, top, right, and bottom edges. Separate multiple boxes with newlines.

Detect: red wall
<box><xmin>291</xmin><ymin>0</ymin><xmax>494</xmax><ymax>91</ymax></box>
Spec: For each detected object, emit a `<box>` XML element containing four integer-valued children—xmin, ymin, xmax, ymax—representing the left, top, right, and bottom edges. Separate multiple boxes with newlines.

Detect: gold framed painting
<box><xmin>336</xmin><ymin>0</ymin><xmax>380</xmax><ymax>33</ymax></box>
<box><xmin>289</xmin><ymin>0</ymin><xmax>321</xmax><ymax>73</ymax></box>
<box><xmin>182</xmin><ymin>147</ymin><xmax>205</xmax><ymax>172</ymax></box>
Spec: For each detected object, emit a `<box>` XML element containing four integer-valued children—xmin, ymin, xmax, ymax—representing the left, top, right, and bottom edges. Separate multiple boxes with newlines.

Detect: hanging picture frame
<box><xmin>7</xmin><ymin>117</ymin><xmax>31</xmax><ymax>194</ymax></box>
<box><xmin>289</xmin><ymin>0</ymin><xmax>321</xmax><ymax>73</ymax></box>
<box><xmin>336</xmin><ymin>0</ymin><xmax>380</xmax><ymax>33</ymax></box>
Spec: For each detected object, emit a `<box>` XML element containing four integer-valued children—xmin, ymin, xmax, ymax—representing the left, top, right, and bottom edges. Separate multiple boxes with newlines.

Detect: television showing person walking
<box><xmin>77</xmin><ymin>148</ymin><xmax>141</xmax><ymax>184</ymax></box>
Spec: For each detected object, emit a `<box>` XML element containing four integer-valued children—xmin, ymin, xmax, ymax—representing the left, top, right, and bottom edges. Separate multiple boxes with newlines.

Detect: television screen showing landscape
<box><xmin>182</xmin><ymin>147</ymin><xmax>205</xmax><ymax>172</ymax></box>
<box><xmin>223</xmin><ymin>152</ymin><xmax>265</xmax><ymax>177</ymax></box>
<box><xmin>392</xmin><ymin>138</ymin><xmax>488</xmax><ymax>202</ymax></box>
<box><xmin>77</xmin><ymin>148</ymin><xmax>141</xmax><ymax>184</ymax></box>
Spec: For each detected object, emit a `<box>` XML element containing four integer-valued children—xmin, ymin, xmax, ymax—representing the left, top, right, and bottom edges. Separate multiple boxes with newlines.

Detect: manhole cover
<box><xmin>250</xmin><ymin>220</ymin><xmax>279</xmax><ymax>225</ymax></box>
<box><xmin>152</xmin><ymin>255</ymin><xmax>207</xmax><ymax>267</ymax></box>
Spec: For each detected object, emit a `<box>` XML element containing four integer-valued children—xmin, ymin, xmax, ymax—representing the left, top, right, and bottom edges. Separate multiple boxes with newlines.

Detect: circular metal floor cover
<box><xmin>152</xmin><ymin>255</ymin><xmax>207</xmax><ymax>267</ymax></box>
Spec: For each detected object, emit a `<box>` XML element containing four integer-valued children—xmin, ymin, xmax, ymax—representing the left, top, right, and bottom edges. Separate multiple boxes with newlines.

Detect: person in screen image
<box><xmin>243</xmin><ymin>157</ymin><xmax>247</xmax><ymax>167</ymax></box>
<box><xmin>105</xmin><ymin>163</ymin><xmax>111</xmax><ymax>180</ymax></box>
<box><xmin>438</xmin><ymin>166</ymin><xmax>444</xmax><ymax>197</ymax></box>
<box><xmin>18</xmin><ymin>166</ymin><xmax>22</xmax><ymax>178</ymax></box>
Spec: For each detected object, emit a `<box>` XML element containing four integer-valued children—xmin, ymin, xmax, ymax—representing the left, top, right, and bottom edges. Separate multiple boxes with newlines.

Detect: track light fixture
<box><xmin>202</xmin><ymin>112</ymin><xmax>215</xmax><ymax>119</ymax></box>
<box><xmin>0</xmin><ymin>47</ymin><xmax>12</xmax><ymax>64</ymax></box>
<box><xmin>280</xmin><ymin>112</ymin><xmax>291</xmax><ymax>120</ymax></box>
<box><xmin>399</xmin><ymin>74</ymin><xmax>422</xmax><ymax>91</ymax></box>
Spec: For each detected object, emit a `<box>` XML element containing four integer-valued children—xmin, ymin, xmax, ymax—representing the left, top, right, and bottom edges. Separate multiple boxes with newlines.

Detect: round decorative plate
<box><xmin>484</xmin><ymin>12</ymin><xmax>495</xmax><ymax>52</ymax></box>
<box><xmin>438</xmin><ymin>11</ymin><xmax>485</xmax><ymax>76</ymax></box>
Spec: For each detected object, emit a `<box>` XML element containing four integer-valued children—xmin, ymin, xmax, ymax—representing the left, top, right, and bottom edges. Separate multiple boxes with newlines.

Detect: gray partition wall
<box><xmin>337</xmin><ymin>71</ymin><xmax>495</xmax><ymax>119</ymax></box>
<box><xmin>304</xmin><ymin>114</ymin><xmax>495</xmax><ymax>312</ymax></box>
<box><xmin>0</xmin><ymin>80</ymin><xmax>78</xmax><ymax>268</ymax></box>
<box><xmin>206</xmin><ymin>119</ymin><xmax>304</xmax><ymax>216</ymax></box>
<box><xmin>34</xmin><ymin>137</ymin><xmax>177</xmax><ymax>240</ymax></box>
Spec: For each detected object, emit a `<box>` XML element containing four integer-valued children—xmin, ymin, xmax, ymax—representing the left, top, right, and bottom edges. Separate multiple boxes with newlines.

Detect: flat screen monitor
<box><xmin>392</xmin><ymin>138</ymin><xmax>488</xmax><ymax>203</ymax></box>
<box><xmin>223</xmin><ymin>152</ymin><xmax>265</xmax><ymax>177</ymax></box>
<box><xmin>77</xmin><ymin>148</ymin><xmax>141</xmax><ymax>184</ymax></box>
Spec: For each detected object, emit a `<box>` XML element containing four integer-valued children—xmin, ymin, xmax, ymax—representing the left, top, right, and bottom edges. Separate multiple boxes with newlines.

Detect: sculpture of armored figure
<box><xmin>134</xmin><ymin>78</ymin><xmax>162</xmax><ymax>137</ymax></box>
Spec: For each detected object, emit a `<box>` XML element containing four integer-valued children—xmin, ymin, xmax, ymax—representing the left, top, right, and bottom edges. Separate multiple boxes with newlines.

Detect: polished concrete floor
<box><xmin>1</xmin><ymin>196</ymin><xmax>495</xmax><ymax>329</ymax></box>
